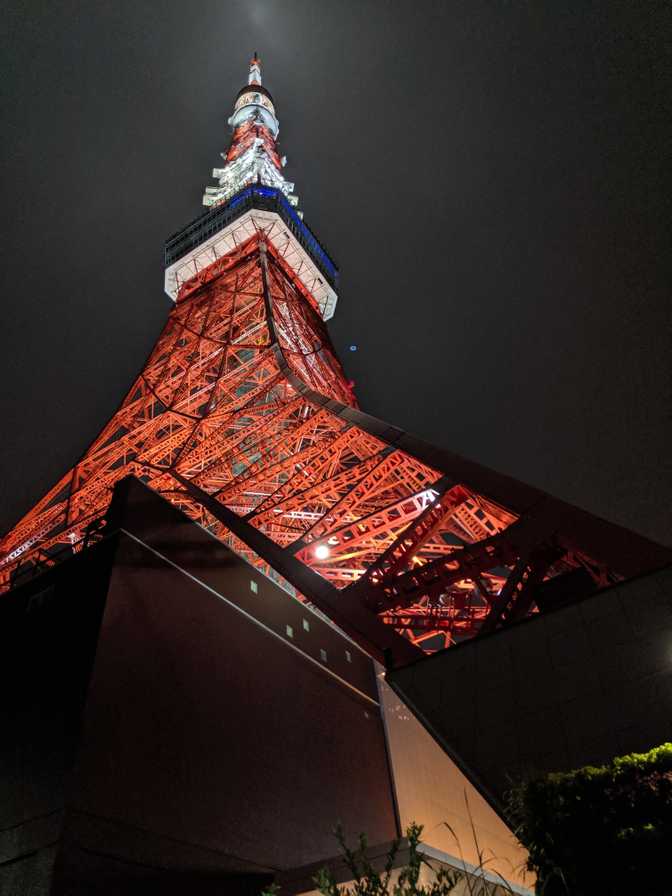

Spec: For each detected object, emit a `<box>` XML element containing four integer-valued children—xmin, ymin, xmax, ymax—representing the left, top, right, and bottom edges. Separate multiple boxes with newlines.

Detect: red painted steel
<box><xmin>2</xmin><ymin>76</ymin><xmax>669</xmax><ymax>657</ymax></box>
<box><xmin>0</xmin><ymin>224</ymin><xmax>523</xmax><ymax>649</ymax></box>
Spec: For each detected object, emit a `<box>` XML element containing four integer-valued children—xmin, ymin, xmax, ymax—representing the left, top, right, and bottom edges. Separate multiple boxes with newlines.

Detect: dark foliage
<box><xmin>507</xmin><ymin>742</ymin><xmax>672</xmax><ymax>895</ymax></box>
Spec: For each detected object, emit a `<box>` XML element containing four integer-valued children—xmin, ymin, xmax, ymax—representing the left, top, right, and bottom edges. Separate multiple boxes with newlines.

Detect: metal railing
<box><xmin>164</xmin><ymin>185</ymin><xmax>339</xmax><ymax>287</ymax></box>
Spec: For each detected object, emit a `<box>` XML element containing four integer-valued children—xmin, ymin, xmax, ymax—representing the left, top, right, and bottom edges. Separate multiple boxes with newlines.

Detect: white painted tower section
<box><xmin>164</xmin><ymin>208</ymin><xmax>338</xmax><ymax>321</ymax></box>
<box><xmin>203</xmin><ymin>54</ymin><xmax>299</xmax><ymax>210</ymax></box>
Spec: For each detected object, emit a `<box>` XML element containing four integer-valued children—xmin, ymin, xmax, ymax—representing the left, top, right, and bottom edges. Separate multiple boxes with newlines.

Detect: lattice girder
<box><xmin>3</xmin><ymin>223</ymin><xmax>664</xmax><ymax>659</ymax></box>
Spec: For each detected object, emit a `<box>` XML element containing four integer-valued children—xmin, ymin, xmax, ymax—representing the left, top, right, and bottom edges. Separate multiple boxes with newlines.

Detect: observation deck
<box><xmin>164</xmin><ymin>185</ymin><xmax>339</xmax><ymax>319</ymax></box>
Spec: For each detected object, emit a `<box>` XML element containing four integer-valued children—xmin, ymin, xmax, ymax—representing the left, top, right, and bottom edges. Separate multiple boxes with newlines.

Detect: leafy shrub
<box><xmin>506</xmin><ymin>742</ymin><xmax>672</xmax><ymax>895</ymax></box>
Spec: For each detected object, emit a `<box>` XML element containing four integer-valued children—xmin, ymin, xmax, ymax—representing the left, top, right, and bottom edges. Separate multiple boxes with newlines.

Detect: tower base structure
<box><xmin>0</xmin><ymin>478</ymin><xmax>533</xmax><ymax>896</ymax></box>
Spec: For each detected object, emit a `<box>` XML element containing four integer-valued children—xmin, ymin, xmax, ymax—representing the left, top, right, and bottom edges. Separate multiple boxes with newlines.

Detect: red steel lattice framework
<box><xmin>1</xmin><ymin>57</ymin><xmax>668</xmax><ymax>663</ymax></box>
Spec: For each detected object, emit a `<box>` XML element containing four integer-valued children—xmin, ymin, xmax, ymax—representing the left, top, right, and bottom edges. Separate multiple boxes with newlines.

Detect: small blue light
<box><xmin>349</xmin><ymin>344</ymin><xmax>358</xmax><ymax>352</ymax></box>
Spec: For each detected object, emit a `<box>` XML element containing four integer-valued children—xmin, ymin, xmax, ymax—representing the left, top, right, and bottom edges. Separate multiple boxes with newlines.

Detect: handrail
<box><xmin>164</xmin><ymin>185</ymin><xmax>339</xmax><ymax>287</ymax></box>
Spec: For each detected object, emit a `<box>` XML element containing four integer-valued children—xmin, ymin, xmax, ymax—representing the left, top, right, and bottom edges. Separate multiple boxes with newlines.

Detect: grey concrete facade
<box><xmin>0</xmin><ymin>481</ymin><xmax>397</xmax><ymax>894</ymax></box>
<box><xmin>388</xmin><ymin>564</ymin><xmax>672</xmax><ymax>804</ymax></box>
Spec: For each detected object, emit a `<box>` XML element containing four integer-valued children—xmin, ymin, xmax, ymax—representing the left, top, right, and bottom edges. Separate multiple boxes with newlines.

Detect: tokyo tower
<box><xmin>1</xmin><ymin>55</ymin><xmax>667</xmax><ymax>663</ymax></box>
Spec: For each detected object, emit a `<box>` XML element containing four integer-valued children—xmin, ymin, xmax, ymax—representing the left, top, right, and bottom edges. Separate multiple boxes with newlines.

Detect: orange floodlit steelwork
<box><xmin>1</xmin><ymin>57</ymin><xmax>668</xmax><ymax>661</ymax></box>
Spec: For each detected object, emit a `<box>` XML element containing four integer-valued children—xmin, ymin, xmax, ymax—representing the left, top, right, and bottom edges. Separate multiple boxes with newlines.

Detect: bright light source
<box><xmin>314</xmin><ymin>544</ymin><xmax>330</xmax><ymax>560</ymax></box>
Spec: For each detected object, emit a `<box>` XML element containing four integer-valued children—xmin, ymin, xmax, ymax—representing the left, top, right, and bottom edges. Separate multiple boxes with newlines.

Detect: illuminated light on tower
<box><xmin>0</xmin><ymin>56</ymin><xmax>667</xmax><ymax>662</ymax></box>
<box><xmin>203</xmin><ymin>52</ymin><xmax>299</xmax><ymax>212</ymax></box>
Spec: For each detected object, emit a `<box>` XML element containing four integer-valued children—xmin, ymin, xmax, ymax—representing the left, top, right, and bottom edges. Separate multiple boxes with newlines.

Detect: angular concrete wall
<box><xmin>388</xmin><ymin>565</ymin><xmax>672</xmax><ymax>802</ymax></box>
<box><xmin>377</xmin><ymin>675</ymin><xmax>532</xmax><ymax>892</ymax></box>
<box><xmin>1</xmin><ymin>482</ymin><xmax>398</xmax><ymax>894</ymax></box>
<box><xmin>63</xmin><ymin>528</ymin><xmax>397</xmax><ymax>879</ymax></box>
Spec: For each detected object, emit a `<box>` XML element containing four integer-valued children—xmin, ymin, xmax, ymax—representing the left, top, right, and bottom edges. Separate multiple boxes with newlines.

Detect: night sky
<box><xmin>1</xmin><ymin>1</ymin><xmax>670</xmax><ymax>544</ymax></box>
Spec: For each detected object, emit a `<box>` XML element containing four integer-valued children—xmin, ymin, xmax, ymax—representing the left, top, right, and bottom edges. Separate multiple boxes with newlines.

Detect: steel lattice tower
<box><xmin>1</xmin><ymin>56</ymin><xmax>667</xmax><ymax>663</ymax></box>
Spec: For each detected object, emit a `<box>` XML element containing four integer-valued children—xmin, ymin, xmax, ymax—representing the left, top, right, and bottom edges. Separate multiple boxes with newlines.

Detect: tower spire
<box><xmin>203</xmin><ymin>53</ymin><xmax>298</xmax><ymax>211</ymax></box>
<box><xmin>248</xmin><ymin>51</ymin><xmax>262</xmax><ymax>85</ymax></box>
